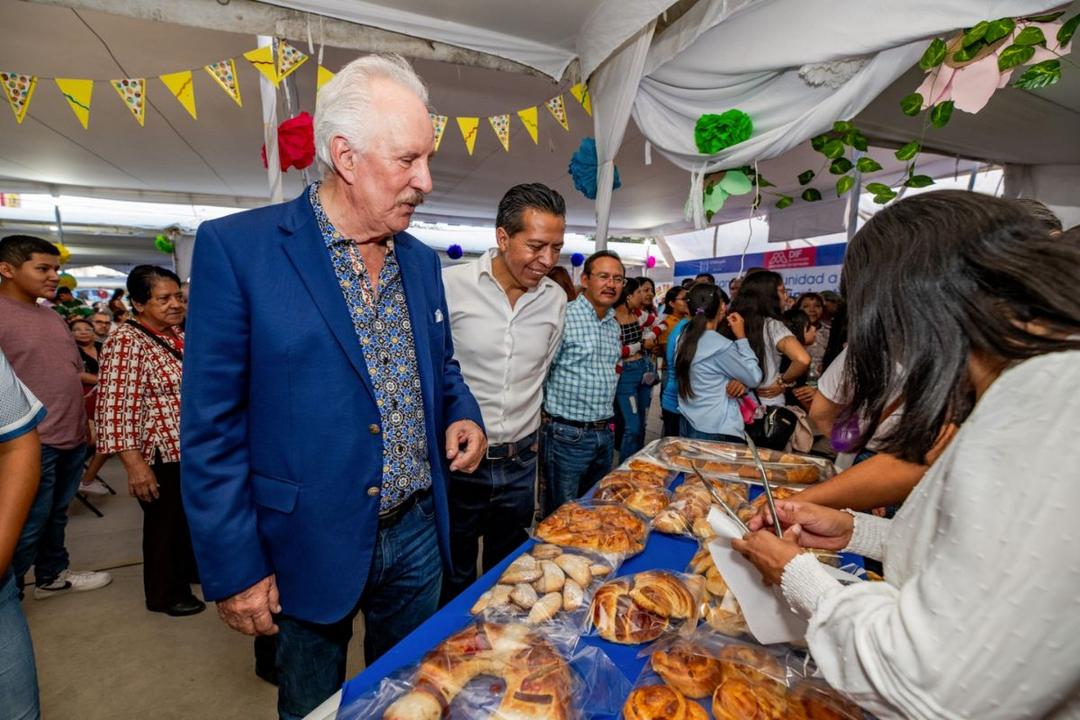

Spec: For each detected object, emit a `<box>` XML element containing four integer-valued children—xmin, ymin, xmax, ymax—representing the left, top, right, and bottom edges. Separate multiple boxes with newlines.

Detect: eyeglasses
<box><xmin>590</xmin><ymin>273</ymin><xmax>625</xmax><ymax>285</ymax></box>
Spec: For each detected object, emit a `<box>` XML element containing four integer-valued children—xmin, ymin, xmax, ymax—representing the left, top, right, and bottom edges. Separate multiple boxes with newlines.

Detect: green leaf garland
<box><xmin>998</xmin><ymin>44</ymin><xmax>1036</xmax><ymax>70</ymax></box>
<box><xmin>775</xmin><ymin>196</ymin><xmax>794</xmax><ymax>209</ymax></box>
<box><xmin>985</xmin><ymin>18</ymin><xmax>1016</xmax><ymax>43</ymax></box>
<box><xmin>822</xmin><ymin>139</ymin><xmax>845</xmax><ymax>159</ymax></box>
<box><xmin>1059</xmin><ymin>14</ymin><xmax>1079</xmax><ymax>46</ymax></box>
<box><xmin>856</xmin><ymin>157</ymin><xmax>883</xmax><ymax>173</ymax></box>
<box><xmin>1012</xmin><ymin>26</ymin><xmax>1047</xmax><ymax>46</ymax></box>
<box><xmin>801</xmin><ymin>188</ymin><xmax>822</xmax><ymax>202</ymax></box>
<box><xmin>930</xmin><ymin>101</ymin><xmax>954</xmax><ymax>128</ymax></box>
<box><xmin>836</xmin><ymin>175</ymin><xmax>856</xmax><ymax>196</ymax></box>
<box><xmin>865</xmin><ymin>182</ymin><xmax>892</xmax><ymax>195</ymax></box>
<box><xmin>900</xmin><ymin>93</ymin><xmax>924</xmax><ymax>116</ymax></box>
<box><xmin>1014</xmin><ymin>60</ymin><xmax>1062</xmax><ymax>89</ymax></box>
<box><xmin>904</xmin><ymin>175</ymin><xmax>935</xmax><ymax>188</ymax></box>
<box><xmin>919</xmin><ymin>38</ymin><xmax>948</xmax><ymax>70</ymax></box>
<box><xmin>895</xmin><ymin>141</ymin><xmax>921</xmax><ymax>161</ymax></box>
<box><xmin>798</xmin><ymin>170</ymin><xmax>816</xmax><ymax>186</ymax></box>
<box><xmin>962</xmin><ymin>21</ymin><xmax>989</xmax><ymax>47</ymax></box>
<box><xmin>830</xmin><ymin>157</ymin><xmax>853</xmax><ymax>175</ymax></box>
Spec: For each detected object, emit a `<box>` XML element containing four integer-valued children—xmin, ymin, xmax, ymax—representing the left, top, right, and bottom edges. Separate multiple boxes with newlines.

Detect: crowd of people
<box><xmin>1</xmin><ymin>52</ymin><xmax>1078</xmax><ymax>720</ymax></box>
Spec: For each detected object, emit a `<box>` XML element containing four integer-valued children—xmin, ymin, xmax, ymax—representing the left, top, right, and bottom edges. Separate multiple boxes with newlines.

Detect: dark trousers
<box><xmin>440</xmin><ymin>444</ymin><xmax>538</xmax><ymax>606</ymax></box>
<box><xmin>274</xmin><ymin>492</ymin><xmax>442</xmax><ymax>720</ymax></box>
<box><xmin>661</xmin><ymin>409</ymin><xmax>682</xmax><ymax>438</ymax></box>
<box><xmin>139</xmin><ymin>461</ymin><xmax>199</xmax><ymax>610</ymax></box>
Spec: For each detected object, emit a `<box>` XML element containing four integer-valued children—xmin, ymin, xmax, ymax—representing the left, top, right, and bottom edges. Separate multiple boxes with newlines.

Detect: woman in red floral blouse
<box><xmin>96</xmin><ymin>266</ymin><xmax>203</xmax><ymax>617</ymax></box>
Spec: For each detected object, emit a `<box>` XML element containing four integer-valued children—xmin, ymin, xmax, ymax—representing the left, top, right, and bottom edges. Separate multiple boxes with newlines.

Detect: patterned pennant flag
<box><xmin>517</xmin><ymin>107</ymin><xmax>539</xmax><ymax>144</ymax></box>
<box><xmin>244</xmin><ymin>45</ymin><xmax>279</xmax><ymax>86</ymax></box>
<box><xmin>277</xmin><ymin>41</ymin><xmax>309</xmax><ymax>82</ymax></box>
<box><xmin>430</xmin><ymin>113</ymin><xmax>448</xmax><ymax>152</ymax></box>
<box><xmin>488</xmin><ymin>114</ymin><xmax>511</xmax><ymax>152</ymax></box>
<box><xmin>160</xmin><ymin>71</ymin><xmax>197</xmax><ymax>120</ymax></box>
<box><xmin>111</xmin><ymin>78</ymin><xmax>146</xmax><ymax>126</ymax></box>
<box><xmin>317</xmin><ymin>65</ymin><xmax>335</xmax><ymax>92</ymax></box>
<box><xmin>544</xmin><ymin>95</ymin><xmax>569</xmax><ymax>131</ymax></box>
<box><xmin>55</xmin><ymin>78</ymin><xmax>93</xmax><ymax>129</ymax></box>
<box><xmin>205</xmin><ymin>60</ymin><xmax>242</xmax><ymax>107</ymax></box>
<box><xmin>1</xmin><ymin>72</ymin><xmax>37</xmax><ymax>124</ymax></box>
<box><xmin>457</xmin><ymin>117</ymin><xmax>480</xmax><ymax>155</ymax></box>
<box><xmin>569</xmin><ymin>83</ymin><xmax>592</xmax><ymax>116</ymax></box>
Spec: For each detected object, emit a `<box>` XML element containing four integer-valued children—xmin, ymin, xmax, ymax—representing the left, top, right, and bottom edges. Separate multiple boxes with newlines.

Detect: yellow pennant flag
<box><xmin>55</xmin><ymin>78</ymin><xmax>93</xmax><ymax>129</ymax></box>
<box><xmin>111</xmin><ymin>78</ymin><xmax>146</xmax><ymax>126</ymax></box>
<box><xmin>569</xmin><ymin>83</ymin><xmax>592</xmax><ymax>116</ymax></box>
<box><xmin>544</xmin><ymin>95</ymin><xmax>569</xmax><ymax>131</ymax></box>
<box><xmin>457</xmin><ymin>117</ymin><xmax>480</xmax><ymax>156</ymax></box>
<box><xmin>317</xmin><ymin>65</ymin><xmax>335</xmax><ymax>92</ymax></box>
<box><xmin>244</xmin><ymin>45</ymin><xmax>279</xmax><ymax>86</ymax></box>
<box><xmin>205</xmin><ymin>60</ymin><xmax>242</xmax><ymax>107</ymax></box>
<box><xmin>277</xmin><ymin>41</ymin><xmax>309</xmax><ymax>82</ymax></box>
<box><xmin>160</xmin><ymin>71</ymin><xmax>196</xmax><ymax>120</ymax></box>
<box><xmin>1</xmin><ymin>72</ymin><xmax>37</xmax><ymax>124</ymax></box>
<box><xmin>488</xmin><ymin>114</ymin><xmax>511</xmax><ymax>152</ymax></box>
<box><xmin>517</xmin><ymin>107</ymin><xmax>539</xmax><ymax>144</ymax></box>
<box><xmin>430</xmin><ymin>113</ymin><xmax>448</xmax><ymax>152</ymax></box>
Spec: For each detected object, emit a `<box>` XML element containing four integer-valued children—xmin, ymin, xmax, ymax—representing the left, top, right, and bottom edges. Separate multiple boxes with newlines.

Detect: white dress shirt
<box><xmin>780</xmin><ymin>350</ymin><xmax>1080</xmax><ymax>719</ymax></box>
<box><xmin>443</xmin><ymin>250</ymin><xmax>566</xmax><ymax>445</ymax></box>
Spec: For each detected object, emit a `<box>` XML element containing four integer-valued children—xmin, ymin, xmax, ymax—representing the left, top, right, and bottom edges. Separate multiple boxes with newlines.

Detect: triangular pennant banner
<box><xmin>205</xmin><ymin>60</ymin><xmax>242</xmax><ymax>107</ymax></box>
<box><xmin>55</xmin><ymin>78</ymin><xmax>93</xmax><ymax>129</ymax></box>
<box><xmin>430</xmin><ymin>113</ymin><xmax>448</xmax><ymax>152</ymax></box>
<box><xmin>488</xmin><ymin>114</ymin><xmax>511</xmax><ymax>152</ymax></box>
<box><xmin>160</xmin><ymin>71</ymin><xmax>197</xmax><ymax>120</ymax></box>
<box><xmin>517</xmin><ymin>107</ymin><xmax>539</xmax><ymax>144</ymax></box>
<box><xmin>317</xmin><ymin>65</ymin><xmax>335</xmax><ymax>92</ymax></box>
<box><xmin>569</xmin><ymin>83</ymin><xmax>592</xmax><ymax>116</ymax></box>
<box><xmin>544</xmin><ymin>95</ymin><xmax>569</xmax><ymax>131</ymax></box>
<box><xmin>1</xmin><ymin>72</ymin><xmax>37</xmax><ymax>124</ymax></box>
<box><xmin>277</xmin><ymin>41</ymin><xmax>309</xmax><ymax>82</ymax></box>
<box><xmin>244</xmin><ymin>45</ymin><xmax>279</xmax><ymax>86</ymax></box>
<box><xmin>457</xmin><ymin>117</ymin><xmax>480</xmax><ymax>156</ymax></box>
<box><xmin>111</xmin><ymin>78</ymin><xmax>146</xmax><ymax>126</ymax></box>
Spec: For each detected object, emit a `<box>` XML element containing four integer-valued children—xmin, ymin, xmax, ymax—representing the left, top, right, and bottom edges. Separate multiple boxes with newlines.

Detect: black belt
<box><xmin>548</xmin><ymin>415</ymin><xmax>613</xmax><ymax>430</ymax></box>
<box><xmin>485</xmin><ymin>431</ymin><xmax>537</xmax><ymax>462</ymax></box>
<box><xmin>378</xmin><ymin>488</ymin><xmax>431</xmax><ymax>528</ymax></box>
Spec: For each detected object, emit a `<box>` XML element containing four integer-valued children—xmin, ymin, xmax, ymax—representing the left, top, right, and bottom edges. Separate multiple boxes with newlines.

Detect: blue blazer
<box><xmin>180</xmin><ymin>190</ymin><xmax>483</xmax><ymax>624</ymax></box>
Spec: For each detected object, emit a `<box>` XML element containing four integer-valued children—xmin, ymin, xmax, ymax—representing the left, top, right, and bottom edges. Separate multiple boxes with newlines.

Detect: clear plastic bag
<box><xmin>535</xmin><ymin>500</ymin><xmax>650</xmax><ymax>557</ymax></box>
<box><xmin>470</xmin><ymin>545</ymin><xmax>619</xmax><ymax>630</ymax></box>
<box><xmin>594</xmin><ymin>472</ymin><xmax>673</xmax><ymax>518</ymax></box>
<box><xmin>611</xmin><ymin>454</ymin><xmax>679</xmax><ymax>489</ymax></box>
<box><xmin>684</xmin><ymin>544</ymin><xmax>750</xmax><ymax>640</ymax></box>
<box><xmin>652</xmin><ymin>478</ymin><xmax>751</xmax><ymax>540</ymax></box>
<box><xmin>640</xmin><ymin>437</ymin><xmax>835</xmax><ymax>486</ymax></box>
<box><xmin>338</xmin><ymin>620</ymin><xmax>633</xmax><ymax>720</ymax></box>
<box><xmin>586</xmin><ymin>570</ymin><xmax>706</xmax><ymax>645</ymax></box>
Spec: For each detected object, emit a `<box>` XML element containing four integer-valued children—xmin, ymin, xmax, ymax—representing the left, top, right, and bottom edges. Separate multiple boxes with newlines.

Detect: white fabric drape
<box><xmin>591</xmin><ymin>21</ymin><xmax>657</xmax><ymax>248</ymax></box>
<box><xmin>632</xmin><ymin>0</ymin><xmax>1065</xmax><ymax>228</ymax></box>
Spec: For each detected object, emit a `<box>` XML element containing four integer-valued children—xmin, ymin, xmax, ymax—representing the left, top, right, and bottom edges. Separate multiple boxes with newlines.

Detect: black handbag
<box><xmin>745</xmin><ymin>402</ymin><xmax>798</xmax><ymax>451</ymax></box>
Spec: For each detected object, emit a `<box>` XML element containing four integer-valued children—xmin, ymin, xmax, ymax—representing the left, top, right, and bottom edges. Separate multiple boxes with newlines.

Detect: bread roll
<box><xmin>590</xmin><ymin>580</ymin><xmax>669</xmax><ymax>644</ymax></box>
<box><xmin>629</xmin><ymin>571</ymin><xmax>697</xmax><ymax>620</ymax></box>
<box><xmin>623</xmin><ymin>684</ymin><xmax>687</xmax><ymax>720</ymax></box>
<box><xmin>527</xmin><ymin>592</ymin><xmax>563</xmax><ymax>624</ymax></box>
<box><xmin>651</xmin><ymin>641</ymin><xmax>724</xmax><ymax>699</ymax></box>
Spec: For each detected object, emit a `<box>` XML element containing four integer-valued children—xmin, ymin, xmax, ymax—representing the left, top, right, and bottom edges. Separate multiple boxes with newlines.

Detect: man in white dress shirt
<box><xmin>440</xmin><ymin>183</ymin><xmax>567</xmax><ymax>602</ymax></box>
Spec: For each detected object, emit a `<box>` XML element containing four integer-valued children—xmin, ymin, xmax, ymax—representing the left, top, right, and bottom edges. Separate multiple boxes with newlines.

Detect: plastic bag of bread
<box><xmin>535</xmin><ymin>500</ymin><xmax>650</xmax><ymax>557</ymax></box>
<box><xmin>586</xmin><ymin>570</ymin><xmax>705</xmax><ymax>645</ymax></box>
<box><xmin>593</xmin><ymin>473</ymin><xmax>672</xmax><ymax>518</ymax></box>
<box><xmin>469</xmin><ymin>544</ymin><xmax>619</xmax><ymax>630</ymax></box>
<box><xmin>652</xmin><ymin>478</ymin><xmax>751</xmax><ymax>540</ymax></box>
<box><xmin>642</xmin><ymin>437</ymin><xmax>834</xmax><ymax>485</ymax></box>
<box><xmin>683</xmin><ymin>544</ymin><xmax>750</xmax><ymax>639</ymax></box>
<box><xmin>338</xmin><ymin>620</ymin><xmax>633</xmax><ymax>720</ymax></box>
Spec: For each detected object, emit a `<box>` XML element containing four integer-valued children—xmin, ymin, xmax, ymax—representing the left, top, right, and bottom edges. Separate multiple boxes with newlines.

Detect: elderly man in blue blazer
<box><xmin>180</xmin><ymin>54</ymin><xmax>486</xmax><ymax>720</ymax></box>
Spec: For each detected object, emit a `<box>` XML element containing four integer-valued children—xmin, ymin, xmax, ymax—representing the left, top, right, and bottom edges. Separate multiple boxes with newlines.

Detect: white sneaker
<box><xmin>33</xmin><ymin>569</ymin><xmax>113</xmax><ymax>599</ymax></box>
<box><xmin>79</xmin><ymin>478</ymin><xmax>110</xmax><ymax>496</ymax></box>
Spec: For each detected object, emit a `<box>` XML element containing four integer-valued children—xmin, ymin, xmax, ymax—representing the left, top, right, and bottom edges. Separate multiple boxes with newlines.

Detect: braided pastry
<box><xmin>535</xmin><ymin>502</ymin><xmax>647</xmax><ymax>555</ymax></box>
<box><xmin>629</xmin><ymin>570</ymin><xmax>698</xmax><ymax>620</ymax></box>
<box><xmin>595</xmin><ymin>475</ymin><xmax>669</xmax><ymax>517</ymax></box>
<box><xmin>589</xmin><ymin>579</ymin><xmax>668</xmax><ymax>644</ymax></box>
<box><xmin>382</xmin><ymin>622</ymin><xmax>573</xmax><ymax>720</ymax></box>
<box><xmin>651</xmin><ymin>640</ymin><xmax>725</xmax><ymax>699</ymax></box>
<box><xmin>712</xmin><ymin>676</ymin><xmax>793</xmax><ymax>720</ymax></box>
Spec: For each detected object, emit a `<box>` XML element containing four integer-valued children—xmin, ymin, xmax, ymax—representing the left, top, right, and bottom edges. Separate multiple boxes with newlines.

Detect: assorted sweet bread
<box><xmin>658</xmin><ymin>439</ymin><xmax>823</xmax><ymax>484</ymax></box>
<box><xmin>650</xmin><ymin>639</ymin><xmax>725</xmax><ymax>699</ymax></box>
<box><xmin>685</xmin><ymin>546</ymin><xmax>749</xmax><ymax>637</ymax></box>
<box><xmin>589</xmin><ymin>571</ymin><xmax>703</xmax><ymax>644</ymax></box>
<box><xmin>470</xmin><ymin>544</ymin><xmax>614</xmax><ymax>624</ymax></box>
<box><xmin>653</xmin><ymin>479</ymin><xmax>751</xmax><ymax>539</ymax></box>
<box><xmin>789</xmin><ymin>679</ymin><xmax>865</xmax><ymax>719</ymax></box>
<box><xmin>622</xmin><ymin>684</ymin><xmax>708</xmax><ymax>720</ymax></box>
<box><xmin>535</xmin><ymin>502</ymin><xmax>648</xmax><ymax>555</ymax></box>
<box><xmin>594</xmin><ymin>474</ymin><xmax>670</xmax><ymax>518</ymax></box>
<box><xmin>382</xmin><ymin>622</ymin><xmax>573</xmax><ymax>720</ymax></box>
<box><xmin>625</xmin><ymin>459</ymin><xmax>674</xmax><ymax>487</ymax></box>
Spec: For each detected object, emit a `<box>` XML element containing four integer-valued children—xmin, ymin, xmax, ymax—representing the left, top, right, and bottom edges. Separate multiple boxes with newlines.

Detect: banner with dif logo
<box><xmin>673</xmin><ymin>242</ymin><xmax>846</xmax><ymax>296</ymax></box>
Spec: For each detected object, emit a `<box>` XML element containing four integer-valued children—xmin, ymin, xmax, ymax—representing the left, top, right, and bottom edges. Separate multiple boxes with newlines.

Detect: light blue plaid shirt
<box><xmin>543</xmin><ymin>295</ymin><xmax>621</xmax><ymax>422</ymax></box>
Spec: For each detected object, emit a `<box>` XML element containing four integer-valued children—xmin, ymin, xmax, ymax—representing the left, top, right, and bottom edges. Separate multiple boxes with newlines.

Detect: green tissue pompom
<box><xmin>694</xmin><ymin>110</ymin><xmax>753</xmax><ymax>155</ymax></box>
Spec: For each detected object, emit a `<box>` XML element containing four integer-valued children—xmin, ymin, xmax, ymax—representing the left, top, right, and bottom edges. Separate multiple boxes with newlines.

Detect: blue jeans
<box><xmin>0</xmin><ymin>569</ymin><xmax>39</xmax><ymax>720</ymax></box>
<box><xmin>541</xmin><ymin>420</ymin><xmax>614</xmax><ymax>516</ymax></box>
<box><xmin>680</xmin><ymin>417</ymin><xmax>744</xmax><ymax>445</ymax></box>
<box><xmin>615</xmin><ymin>358</ymin><xmax>652</xmax><ymax>460</ymax></box>
<box><xmin>12</xmin><ymin>444</ymin><xmax>86</xmax><ymax>589</ymax></box>
<box><xmin>274</xmin><ymin>492</ymin><xmax>442</xmax><ymax>720</ymax></box>
<box><xmin>441</xmin><ymin>444</ymin><xmax>537</xmax><ymax>604</ymax></box>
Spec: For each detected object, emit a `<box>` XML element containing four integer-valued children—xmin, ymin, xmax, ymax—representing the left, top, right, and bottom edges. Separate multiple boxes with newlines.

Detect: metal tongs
<box><xmin>741</xmin><ymin>431</ymin><xmax>784</xmax><ymax>538</ymax></box>
<box><xmin>689</xmin><ymin>461</ymin><xmax>750</xmax><ymax>536</ymax></box>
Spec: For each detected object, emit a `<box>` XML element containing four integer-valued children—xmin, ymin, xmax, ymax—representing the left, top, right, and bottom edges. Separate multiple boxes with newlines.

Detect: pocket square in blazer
<box><xmin>433</xmin><ymin>309</ymin><xmax>443</xmax><ymax>323</ymax></box>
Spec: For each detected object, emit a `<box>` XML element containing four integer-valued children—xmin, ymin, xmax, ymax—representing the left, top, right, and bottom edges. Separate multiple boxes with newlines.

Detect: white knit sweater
<box><xmin>780</xmin><ymin>350</ymin><xmax>1080</xmax><ymax>719</ymax></box>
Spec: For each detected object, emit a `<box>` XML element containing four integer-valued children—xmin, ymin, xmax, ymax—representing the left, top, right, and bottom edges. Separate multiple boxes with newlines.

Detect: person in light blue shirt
<box><xmin>674</xmin><ymin>283</ymin><xmax>762</xmax><ymax>443</ymax></box>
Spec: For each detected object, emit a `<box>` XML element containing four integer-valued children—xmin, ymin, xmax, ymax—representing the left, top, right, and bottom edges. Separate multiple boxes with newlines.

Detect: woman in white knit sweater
<box><xmin>734</xmin><ymin>190</ymin><xmax>1080</xmax><ymax>719</ymax></box>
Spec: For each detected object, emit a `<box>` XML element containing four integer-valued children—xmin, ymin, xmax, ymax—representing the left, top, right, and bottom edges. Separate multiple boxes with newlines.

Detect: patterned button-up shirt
<box><xmin>543</xmin><ymin>294</ymin><xmax>621</xmax><ymax>422</ymax></box>
<box><xmin>310</xmin><ymin>183</ymin><xmax>430</xmax><ymax>511</ymax></box>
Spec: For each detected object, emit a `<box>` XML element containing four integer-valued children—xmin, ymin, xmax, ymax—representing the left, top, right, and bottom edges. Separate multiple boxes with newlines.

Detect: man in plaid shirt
<box><xmin>541</xmin><ymin>250</ymin><xmax>623</xmax><ymax>514</ymax></box>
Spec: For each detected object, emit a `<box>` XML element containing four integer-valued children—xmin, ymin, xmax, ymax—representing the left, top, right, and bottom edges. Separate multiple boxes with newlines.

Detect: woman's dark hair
<box><xmin>675</xmin><ymin>283</ymin><xmax>728</xmax><ymax>400</ymax></box>
<box><xmin>782</xmin><ymin>309</ymin><xmax>812</xmax><ymax>345</ymax></box>
<box><xmin>841</xmin><ymin>190</ymin><xmax>1080</xmax><ymax>464</ymax></box>
<box><xmin>639</xmin><ymin>277</ymin><xmax>655</xmax><ymax>292</ymax></box>
<box><xmin>617</xmin><ymin>277</ymin><xmax>642</xmax><ymax>307</ymax></box>
<box><xmin>1014</xmin><ymin>197</ymin><xmax>1062</xmax><ymax>233</ymax></box>
<box><xmin>796</xmin><ymin>292</ymin><xmax>824</xmax><ymax>326</ymax></box>
<box><xmin>721</xmin><ymin>270</ymin><xmax>784</xmax><ymax>374</ymax></box>
<box><xmin>663</xmin><ymin>286</ymin><xmax>684</xmax><ymax>314</ymax></box>
<box><xmin>127</xmin><ymin>265</ymin><xmax>181</xmax><ymax>306</ymax></box>
<box><xmin>821</xmin><ymin>302</ymin><xmax>847</xmax><ymax>371</ymax></box>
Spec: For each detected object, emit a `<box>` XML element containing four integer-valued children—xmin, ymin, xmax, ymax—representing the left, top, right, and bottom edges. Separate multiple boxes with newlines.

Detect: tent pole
<box><xmin>258</xmin><ymin>36</ymin><xmax>284</xmax><ymax>204</ymax></box>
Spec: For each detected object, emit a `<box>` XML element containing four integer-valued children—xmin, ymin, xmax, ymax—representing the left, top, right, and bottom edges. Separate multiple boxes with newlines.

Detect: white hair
<box><xmin>314</xmin><ymin>53</ymin><xmax>429</xmax><ymax>177</ymax></box>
